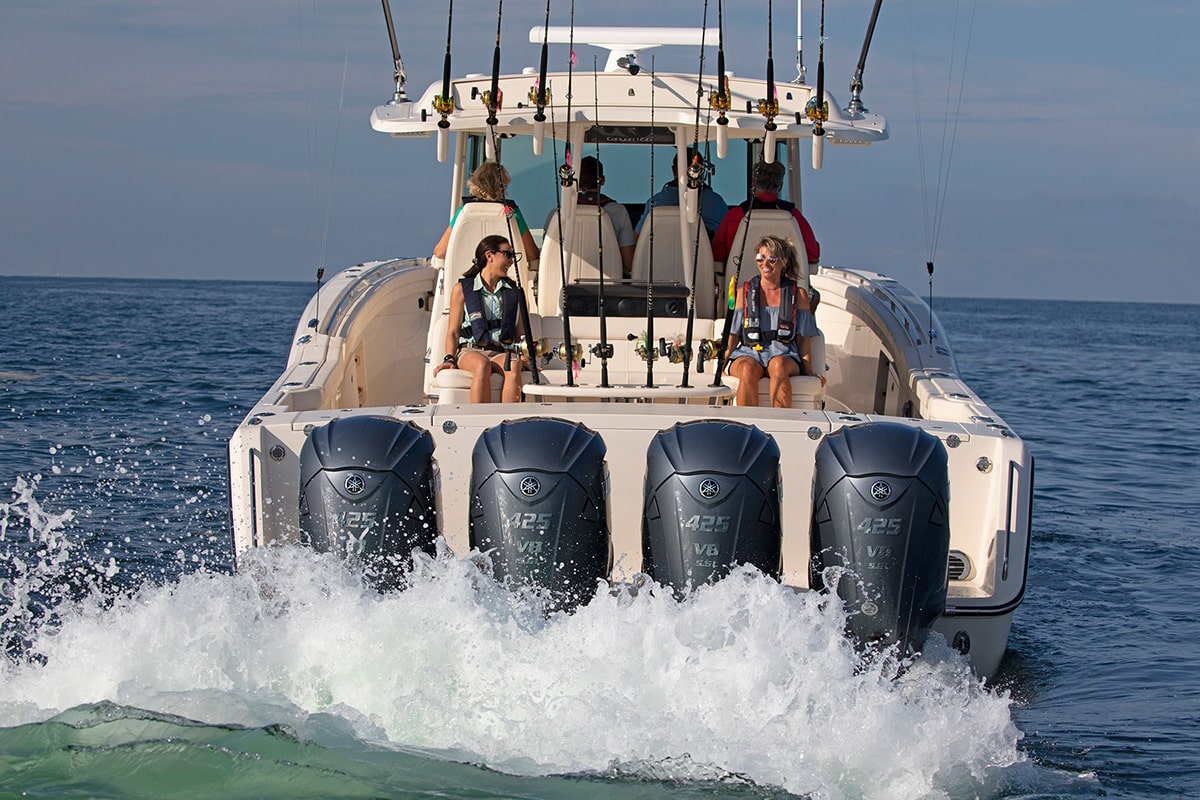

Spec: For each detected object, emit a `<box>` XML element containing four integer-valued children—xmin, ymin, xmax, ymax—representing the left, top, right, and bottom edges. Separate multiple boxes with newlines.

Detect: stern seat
<box><xmin>723</xmin><ymin>331</ymin><xmax>827</xmax><ymax>409</ymax></box>
<box><xmin>426</xmin><ymin>201</ymin><xmax>538</xmax><ymax>401</ymax></box>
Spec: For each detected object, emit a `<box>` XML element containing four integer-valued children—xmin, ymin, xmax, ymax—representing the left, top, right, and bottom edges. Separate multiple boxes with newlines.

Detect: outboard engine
<box><xmin>299</xmin><ymin>416</ymin><xmax>438</xmax><ymax>590</ymax></box>
<box><xmin>810</xmin><ymin>422</ymin><xmax>950</xmax><ymax>657</ymax></box>
<box><xmin>469</xmin><ymin>418</ymin><xmax>610</xmax><ymax>609</ymax></box>
<box><xmin>643</xmin><ymin>421</ymin><xmax>782</xmax><ymax>593</ymax></box>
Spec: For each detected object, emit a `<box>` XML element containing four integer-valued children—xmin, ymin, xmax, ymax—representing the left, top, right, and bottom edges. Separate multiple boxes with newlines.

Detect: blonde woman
<box><xmin>432</xmin><ymin>162</ymin><xmax>539</xmax><ymax>262</ymax></box>
<box><xmin>725</xmin><ymin>236</ymin><xmax>824</xmax><ymax>407</ymax></box>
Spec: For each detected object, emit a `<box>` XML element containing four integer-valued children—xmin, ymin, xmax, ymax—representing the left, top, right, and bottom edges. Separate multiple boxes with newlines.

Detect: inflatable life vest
<box><xmin>740</xmin><ymin>274</ymin><xmax>810</xmax><ymax>349</ymax></box>
<box><xmin>460</xmin><ymin>276</ymin><xmax>519</xmax><ymax>347</ymax></box>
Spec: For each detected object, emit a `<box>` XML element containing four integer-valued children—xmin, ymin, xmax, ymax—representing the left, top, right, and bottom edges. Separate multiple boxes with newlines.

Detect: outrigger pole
<box><xmin>795</xmin><ymin>0</ymin><xmax>806</xmax><ymax>84</ymax></box>
<box><xmin>848</xmin><ymin>0</ymin><xmax>884</xmax><ymax>116</ymax></box>
<box><xmin>379</xmin><ymin>0</ymin><xmax>407</xmax><ymax>104</ymax></box>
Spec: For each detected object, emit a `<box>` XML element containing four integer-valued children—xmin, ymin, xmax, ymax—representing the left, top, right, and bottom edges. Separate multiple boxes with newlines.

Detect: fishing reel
<box><xmin>695</xmin><ymin>338</ymin><xmax>723</xmax><ymax>373</ymax></box>
<box><xmin>478</xmin><ymin>88</ymin><xmax>503</xmax><ymax>116</ymax></box>
<box><xmin>659</xmin><ymin>338</ymin><xmax>690</xmax><ymax>365</ymax></box>
<box><xmin>527</xmin><ymin>83</ymin><xmax>550</xmax><ymax>108</ymax></box>
<box><xmin>802</xmin><ymin>96</ymin><xmax>829</xmax><ymax>129</ymax></box>
<box><xmin>432</xmin><ymin>93</ymin><xmax>454</xmax><ymax>161</ymax></box>
<box><xmin>499</xmin><ymin>339</ymin><xmax>542</xmax><ymax>371</ymax></box>
<box><xmin>708</xmin><ymin>77</ymin><xmax>732</xmax><ymax>115</ymax></box>
<box><xmin>685</xmin><ymin>154</ymin><xmax>713</xmax><ymax>191</ymax></box>
<box><xmin>552</xmin><ymin>340</ymin><xmax>584</xmax><ymax>366</ymax></box>
<box><xmin>432</xmin><ymin>94</ymin><xmax>455</xmax><ymax>118</ymax></box>
<box><xmin>757</xmin><ymin>97</ymin><xmax>780</xmax><ymax>119</ymax></box>
<box><xmin>590</xmin><ymin>342</ymin><xmax>614</xmax><ymax>361</ymax></box>
<box><xmin>557</xmin><ymin>163</ymin><xmax>576</xmax><ymax>189</ymax></box>
<box><xmin>627</xmin><ymin>333</ymin><xmax>658</xmax><ymax>363</ymax></box>
<box><xmin>758</xmin><ymin>96</ymin><xmax>780</xmax><ymax>161</ymax></box>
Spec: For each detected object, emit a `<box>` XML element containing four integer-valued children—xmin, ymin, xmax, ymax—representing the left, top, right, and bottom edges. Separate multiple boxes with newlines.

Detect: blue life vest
<box><xmin>460</xmin><ymin>276</ymin><xmax>519</xmax><ymax>347</ymax></box>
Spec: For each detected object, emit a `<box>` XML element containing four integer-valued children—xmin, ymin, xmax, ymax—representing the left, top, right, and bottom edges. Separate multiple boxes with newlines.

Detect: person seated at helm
<box><xmin>636</xmin><ymin>147</ymin><xmax>729</xmax><ymax>238</ymax></box>
<box><xmin>433</xmin><ymin>235</ymin><xmax>528</xmax><ymax>403</ymax></box>
<box><xmin>434</xmin><ymin>161</ymin><xmax>539</xmax><ymax>263</ymax></box>
<box><xmin>725</xmin><ymin>235</ymin><xmax>824</xmax><ymax>408</ymax></box>
<box><xmin>546</xmin><ymin>155</ymin><xmax>637</xmax><ymax>276</ymax></box>
<box><xmin>711</xmin><ymin>159</ymin><xmax>820</xmax><ymax>268</ymax></box>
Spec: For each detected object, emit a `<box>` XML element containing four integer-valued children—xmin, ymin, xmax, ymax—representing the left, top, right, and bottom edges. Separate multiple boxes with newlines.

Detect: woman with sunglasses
<box><xmin>434</xmin><ymin>234</ymin><xmax>527</xmax><ymax>403</ymax></box>
<box><xmin>725</xmin><ymin>236</ymin><xmax>825</xmax><ymax>408</ymax></box>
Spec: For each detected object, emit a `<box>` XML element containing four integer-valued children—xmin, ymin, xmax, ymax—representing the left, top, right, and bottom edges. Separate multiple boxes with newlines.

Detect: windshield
<box><xmin>468</xmin><ymin>134</ymin><xmax>788</xmax><ymax>234</ymax></box>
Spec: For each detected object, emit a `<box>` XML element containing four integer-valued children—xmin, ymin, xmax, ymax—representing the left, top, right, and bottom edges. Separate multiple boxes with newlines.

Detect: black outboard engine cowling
<box><xmin>469</xmin><ymin>418</ymin><xmax>610</xmax><ymax>609</ymax></box>
<box><xmin>810</xmin><ymin>422</ymin><xmax>950</xmax><ymax>657</ymax></box>
<box><xmin>643</xmin><ymin>421</ymin><xmax>782</xmax><ymax>593</ymax></box>
<box><xmin>299</xmin><ymin>416</ymin><xmax>438</xmax><ymax>590</ymax></box>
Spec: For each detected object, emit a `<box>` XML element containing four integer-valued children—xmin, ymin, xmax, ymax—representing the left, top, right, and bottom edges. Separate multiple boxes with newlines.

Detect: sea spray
<box><xmin>1</xmin><ymin>481</ymin><xmax>1024</xmax><ymax>799</ymax></box>
<box><xmin>1</xmin><ymin>475</ymin><xmax>121</xmax><ymax>665</ymax></box>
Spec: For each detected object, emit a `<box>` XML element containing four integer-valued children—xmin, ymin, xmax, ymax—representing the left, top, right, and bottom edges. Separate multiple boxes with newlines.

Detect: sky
<box><xmin>1</xmin><ymin>1</ymin><xmax>1197</xmax><ymax>304</ymax></box>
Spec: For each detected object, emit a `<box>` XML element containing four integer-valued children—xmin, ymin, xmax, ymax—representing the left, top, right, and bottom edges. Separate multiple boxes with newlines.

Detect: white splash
<box><xmin>0</xmin><ymin>482</ymin><xmax>1024</xmax><ymax>800</ymax></box>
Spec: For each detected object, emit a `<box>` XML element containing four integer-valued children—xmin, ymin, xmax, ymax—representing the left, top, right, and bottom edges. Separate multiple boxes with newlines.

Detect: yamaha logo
<box><xmin>520</xmin><ymin>476</ymin><xmax>541</xmax><ymax>497</ymax></box>
<box><xmin>698</xmin><ymin>478</ymin><xmax>721</xmax><ymax>500</ymax></box>
<box><xmin>344</xmin><ymin>474</ymin><xmax>366</xmax><ymax>495</ymax></box>
<box><xmin>870</xmin><ymin>481</ymin><xmax>891</xmax><ymax>501</ymax></box>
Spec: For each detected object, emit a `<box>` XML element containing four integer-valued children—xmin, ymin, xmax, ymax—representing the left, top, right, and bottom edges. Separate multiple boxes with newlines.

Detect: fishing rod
<box><xmin>481</xmin><ymin>0</ymin><xmax>505</xmax><ymax>161</ymax></box>
<box><xmin>805</xmin><ymin>0</ymin><xmax>828</xmax><ymax>169</ymax></box>
<box><xmin>481</xmin><ymin>0</ymin><xmax>540</xmax><ymax>388</ymax></box>
<box><xmin>712</xmin><ymin>170</ymin><xmax>763</xmax><ymax>386</ymax></box>
<box><xmin>548</xmin><ymin>101</ymin><xmax>580</xmax><ymax>385</ymax></box>
<box><xmin>642</xmin><ymin>61</ymin><xmax>657</xmax><ymax>388</ymax></box>
<box><xmin>759</xmin><ymin>0</ymin><xmax>779</xmax><ymax>163</ymax></box>
<box><xmin>431</xmin><ymin>0</ymin><xmax>455</xmax><ymax>162</ymax></box>
<box><xmin>680</xmin><ymin>0</ymin><xmax>712</xmax><ymax>389</ymax></box>
<box><xmin>529</xmin><ymin>0</ymin><xmax>551</xmax><ymax>155</ymax></box>
<box><xmin>590</xmin><ymin>57</ymin><xmax>613</xmax><ymax>389</ymax></box>
<box><xmin>379</xmin><ymin>0</ymin><xmax>408</xmax><ymax>104</ymax></box>
<box><xmin>550</xmin><ymin>1</ymin><xmax>579</xmax><ymax>385</ymax></box>
<box><xmin>709</xmin><ymin>0</ymin><xmax>731</xmax><ymax>159</ymax></box>
<box><xmin>717</xmin><ymin>1</ymin><xmax>777</xmax><ymax>383</ymax></box>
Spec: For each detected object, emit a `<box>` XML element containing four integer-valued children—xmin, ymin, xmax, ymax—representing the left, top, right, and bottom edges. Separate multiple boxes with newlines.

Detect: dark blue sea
<box><xmin>1</xmin><ymin>275</ymin><xmax>1197</xmax><ymax>799</ymax></box>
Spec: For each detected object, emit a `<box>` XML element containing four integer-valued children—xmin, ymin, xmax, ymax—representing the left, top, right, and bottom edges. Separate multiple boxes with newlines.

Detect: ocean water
<box><xmin>1</xmin><ymin>275</ymin><xmax>1197</xmax><ymax>799</ymax></box>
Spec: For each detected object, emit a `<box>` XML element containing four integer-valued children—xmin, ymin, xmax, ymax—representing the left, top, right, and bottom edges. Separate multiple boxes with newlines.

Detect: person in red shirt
<box><xmin>711</xmin><ymin>160</ymin><xmax>820</xmax><ymax>268</ymax></box>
